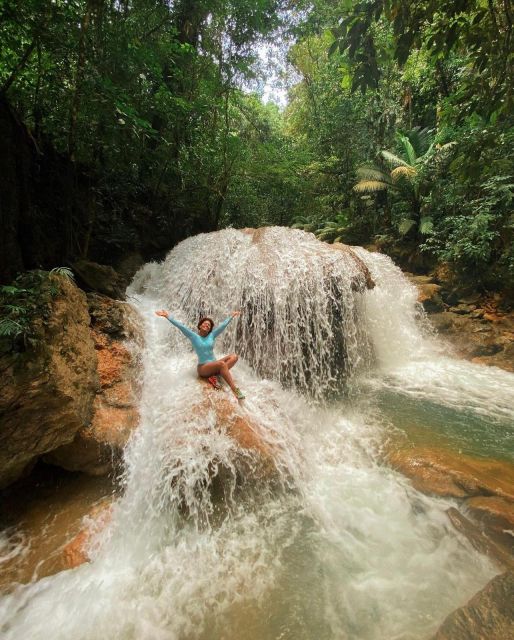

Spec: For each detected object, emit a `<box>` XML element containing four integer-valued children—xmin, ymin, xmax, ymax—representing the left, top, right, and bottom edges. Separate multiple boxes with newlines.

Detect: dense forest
<box><xmin>1</xmin><ymin>0</ymin><xmax>513</xmax><ymax>309</ymax></box>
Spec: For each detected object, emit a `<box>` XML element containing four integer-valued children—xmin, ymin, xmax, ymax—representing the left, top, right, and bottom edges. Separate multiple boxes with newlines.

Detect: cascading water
<box><xmin>1</xmin><ymin>227</ymin><xmax>513</xmax><ymax>640</ymax></box>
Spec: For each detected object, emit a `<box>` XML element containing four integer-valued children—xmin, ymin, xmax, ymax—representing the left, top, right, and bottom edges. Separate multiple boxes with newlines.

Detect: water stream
<box><xmin>1</xmin><ymin>228</ymin><xmax>513</xmax><ymax>640</ymax></box>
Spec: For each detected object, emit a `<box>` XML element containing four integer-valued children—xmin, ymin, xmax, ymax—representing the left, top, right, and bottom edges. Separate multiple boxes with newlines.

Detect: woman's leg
<box><xmin>220</xmin><ymin>353</ymin><xmax>238</xmax><ymax>370</ymax></box>
<box><xmin>198</xmin><ymin>358</ymin><xmax>238</xmax><ymax>393</ymax></box>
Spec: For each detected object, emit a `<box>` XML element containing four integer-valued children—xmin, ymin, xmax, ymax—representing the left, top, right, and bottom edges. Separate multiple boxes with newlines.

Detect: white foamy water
<box><xmin>2</xmin><ymin>227</ymin><xmax>512</xmax><ymax>640</ymax></box>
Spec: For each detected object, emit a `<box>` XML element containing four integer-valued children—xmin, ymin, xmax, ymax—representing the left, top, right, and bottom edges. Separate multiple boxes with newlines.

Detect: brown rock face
<box><xmin>73</xmin><ymin>259</ymin><xmax>125</xmax><ymax>299</ymax></box>
<box><xmin>388</xmin><ymin>446</ymin><xmax>514</xmax><ymax>568</ymax></box>
<box><xmin>0</xmin><ymin>276</ymin><xmax>98</xmax><ymax>488</ymax></box>
<box><xmin>196</xmin><ymin>386</ymin><xmax>275</xmax><ymax>465</ymax></box>
<box><xmin>432</xmin><ymin>571</ymin><xmax>514</xmax><ymax>640</ymax></box>
<box><xmin>466</xmin><ymin>496</ymin><xmax>514</xmax><ymax>538</ymax></box>
<box><xmin>405</xmin><ymin>273</ymin><xmax>445</xmax><ymax>312</ymax></box>
<box><xmin>388</xmin><ymin>447</ymin><xmax>514</xmax><ymax>500</ymax></box>
<box><xmin>46</xmin><ymin>295</ymin><xmax>143</xmax><ymax>475</ymax></box>
<box><xmin>446</xmin><ymin>508</ymin><xmax>514</xmax><ymax>570</ymax></box>
<box><xmin>62</xmin><ymin>499</ymin><xmax>113</xmax><ymax>570</ymax></box>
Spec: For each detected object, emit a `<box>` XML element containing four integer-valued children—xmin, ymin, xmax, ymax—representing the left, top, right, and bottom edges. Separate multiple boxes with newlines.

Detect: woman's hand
<box><xmin>231</xmin><ymin>310</ymin><xmax>241</xmax><ymax>318</ymax></box>
<box><xmin>155</xmin><ymin>309</ymin><xmax>169</xmax><ymax>318</ymax></box>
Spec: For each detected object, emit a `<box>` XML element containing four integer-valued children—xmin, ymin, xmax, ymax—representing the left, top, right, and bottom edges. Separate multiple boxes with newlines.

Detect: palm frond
<box><xmin>391</xmin><ymin>165</ymin><xmax>417</xmax><ymax>182</ymax></box>
<box><xmin>356</xmin><ymin>166</ymin><xmax>390</xmax><ymax>182</ymax></box>
<box><xmin>50</xmin><ymin>266</ymin><xmax>74</xmax><ymax>281</ymax></box>
<box><xmin>380</xmin><ymin>150</ymin><xmax>410</xmax><ymax>168</ymax></box>
<box><xmin>354</xmin><ymin>180</ymin><xmax>390</xmax><ymax>193</ymax></box>
<box><xmin>405</xmin><ymin>127</ymin><xmax>434</xmax><ymax>156</ymax></box>
<box><xmin>398</xmin><ymin>134</ymin><xmax>417</xmax><ymax>166</ymax></box>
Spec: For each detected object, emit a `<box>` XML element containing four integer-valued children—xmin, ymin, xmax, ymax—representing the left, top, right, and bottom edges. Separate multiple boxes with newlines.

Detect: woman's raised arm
<box><xmin>155</xmin><ymin>310</ymin><xmax>196</xmax><ymax>340</ymax></box>
<box><xmin>211</xmin><ymin>310</ymin><xmax>240</xmax><ymax>339</ymax></box>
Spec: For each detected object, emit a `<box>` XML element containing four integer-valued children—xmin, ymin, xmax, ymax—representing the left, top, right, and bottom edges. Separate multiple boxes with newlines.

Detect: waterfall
<box><xmin>2</xmin><ymin>227</ymin><xmax>512</xmax><ymax>640</ymax></box>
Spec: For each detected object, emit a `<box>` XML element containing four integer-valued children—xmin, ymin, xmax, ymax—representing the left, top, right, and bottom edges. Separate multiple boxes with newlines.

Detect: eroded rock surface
<box><xmin>197</xmin><ymin>386</ymin><xmax>276</xmax><ymax>466</ymax></box>
<box><xmin>388</xmin><ymin>446</ymin><xmax>514</xmax><ymax>569</ymax></box>
<box><xmin>0</xmin><ymin>276</ymin><xmax>98</xmax><ymax>488</ymax></box>
<box><xmin>406</xmin><ymin>272</ymin><xmax>514</xmax><ymax>372</ymax></box>
<box><xmin>62</xmin><ymin>498</ymin><xmax>113</xmax><ymax>569</ymax></box>
<box><xmin>388</xmin><ymin>447</ymin><xmax>514</xmax><ymax>501</ymax></box>
<box><xmin>432</xmin><ymin>571</ymin><xmax>514</xmax><ymax>640</ymax></box>
<box><xmin>46</xmin><ymin>294</ymin><xmax>143</xmax><ymax>475</ymax></box>
<box><xmin>73</xmin><ymin>259</ymin><xmax>125</xmax><ymax>300</ymax></box>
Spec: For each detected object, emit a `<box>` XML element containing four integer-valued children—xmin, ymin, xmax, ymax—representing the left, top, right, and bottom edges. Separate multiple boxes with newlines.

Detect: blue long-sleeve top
<box><xmin>167</xmin><ymin>315</ymin><xmax>233</xmax><ymax>364</ymax></box>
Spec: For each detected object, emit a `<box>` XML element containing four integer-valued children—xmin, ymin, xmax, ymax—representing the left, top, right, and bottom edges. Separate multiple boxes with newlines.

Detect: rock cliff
<box><xmin>0</xmin><ymin>276</ymin><xmax>97</xmax><ymax>488</ymax></box>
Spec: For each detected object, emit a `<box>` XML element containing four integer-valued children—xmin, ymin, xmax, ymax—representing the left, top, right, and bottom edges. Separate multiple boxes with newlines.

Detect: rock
<box><xmin>428</xmin><ymin>310</ymin><xmax>514</xmax><ymax>372</ymax></box>
<box><xmin>406</xmin><ymin>273</ymin><xmax>436</xmax><ymax>286</ymax></box>
<box><xmin>405</xmin><ymin>274</ymin><xmax>445</xmax><ymax>311</ymax></box>
<box><xmin>466</xmin><ymin>496</ymin><xmax>514</xmax><ymax>542</ymax></box>
<box><xmin>446</xmin><ymin>507</ymin><xmax>514</xmax><ymax>571</ymax></box>
<box><xmin>331</xmin><ymin>242</ymin><xmax>375</xmax><ymax>290</ymax></box>
<box><xmin>0</xmin><ymin>276</ymin><xmax>98</xmax><ymax>488</ymax></box>
<box><xmin>46</xmin><ymin>297</ymin><xmax>143</xmax><ymax>475</ymax></box>
<box><xmin>115</xmin><ymin>252</ymin><xmax>145</xmax><ymax>290</ymax></box>
<box><xmin>450</xmin><ymin>303</ymin><xmax>477</xmax><ymax>315</ymax></box>
<box><xmin>431</xmin><ymin>262</ymin><xmax>456</xmax><ymax>286</ymax></box>
<box><xmin>73</xmin><ymin>259</ymin><xmax>125</xmax><ymax>299</ymax></box>
<box><xmin>387</xmin><ymin>447</ymin><xmax>514</xmax><ymax>501</ymax></box>
<box><xmin>432</xmin><ymin>571</ymin><xmax>514</xmax><ymax>640</ymax></box>
<box><xmin>194</xmin><ymin>386</ymin><xmax>276</xmax><ymax>471</ymax></box>
<box><xmin>62</xmin><ymin>499</ymin><xmax>113</xmax><ymax>569</ymax></box>
<box><xmin>419</xmin><ymin>283</ymin><xmax>444</xmax><ymax>312</ymax></box>
<box><xmin>240</xmin><ymin>228</ymin><xmax>375</xmax><ymax>292</ymax></box>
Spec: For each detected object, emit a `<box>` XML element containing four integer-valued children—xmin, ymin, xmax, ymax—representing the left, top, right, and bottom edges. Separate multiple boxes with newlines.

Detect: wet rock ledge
<box><xmin>0</xmin><ymin>274</ymin><xmax>143</xmax><ymax>489</ymax></box>
<box><xmin>406</xmin><ymin>271</ymin><xmax>514</xmax><ymax>373</ymax></box>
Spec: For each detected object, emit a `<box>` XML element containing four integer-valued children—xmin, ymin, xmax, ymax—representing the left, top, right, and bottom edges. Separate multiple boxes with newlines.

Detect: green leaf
<box><xmin>419</xmin><ymin>216</ymin><xmax>434</xmax><ymax>235</ymax></box>
<box><xmin>398</xmin><ymin>218</ymin><xmax>416</xmax><ymax>235</ymax></box>
<box><xmin>328</xmin><ymin>40</ymin><xmax>340</xmax><ymax>57</ymax></box>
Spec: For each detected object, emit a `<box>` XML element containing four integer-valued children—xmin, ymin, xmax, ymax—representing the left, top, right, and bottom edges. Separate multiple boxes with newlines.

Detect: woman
<box><xmin>155</xmin><ymin>309</ymin><xmax>245</xmax><ymax>400</ymax></box>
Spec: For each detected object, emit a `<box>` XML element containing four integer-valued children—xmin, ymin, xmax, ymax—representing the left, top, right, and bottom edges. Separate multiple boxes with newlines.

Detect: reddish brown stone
<box><xmin>0</xmin><ymin>276</ymin><xmax>98</xmax><ymax>488</ymax></box>
<box><xmin>387</xmin><ymin>447</ymin><xmax>514</xmax><ymax>501</ymax></box>
<box><xmin>432</xmin><ymin>571</ymin><xmax>514</xmax><ymax>640</ymax></box>
<box><xmin>46</xmin><ymin>297</ymin><xmax>142</xmax><ymax>475</ymax></box>
<box><xmin>62</xmin><ymin>500</ymin><xmax>112</xmax><ymax>570</ymax></box>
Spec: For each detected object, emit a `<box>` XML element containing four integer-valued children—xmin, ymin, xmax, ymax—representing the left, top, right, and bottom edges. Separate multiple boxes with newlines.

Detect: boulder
<box><xmin>428</xmin><ymin>310</ymin><xmax>514</xmax><ymax>372</ymax></box>
<box><xmin>389</xmin><ymin>447</ymin><xmax>514</xmax><ymax>567</ymax></box>
<box><xmin>0</xmin><ymin>276</ymin><xmax>98</xmax><ymax>488</ymax></box>
<box><xmin>195</xmin><ymin>386</ymin><xmax>276</xmax><ymax>473</ymax></box>
<box><xmin>62</xmin><ymin>499</ymin><xmax>113</xmax><ymax>569</ymax></box>
<box><xmin>446</xmin><ymin>507</ymin><xmax>514</xmax><ymax>571</ymax></box>
<box><xmin>465</xmin><ymin>496</ymin><xmax>514</xmax><ymax>543</ymax></box>
<box><xmin>73</xmin><ymin>259</ymin><xmax>125</xmax><ymax>299</ymax></box>
<box><xmin>45</xmin><ymin>295</ymin><xmax>143</xmax><ymax>475</ymax></box>
<box><xmin>240</xmin><ymin>228</ymin><xmax>375</xmax><ymax>292</ymax></box>
<box><xmin>432</xmin><ymin>571</ymin><xmax>514</xmax><ymax>640</ymax></box>
<box><xmin>387</xmin><ymin>447</ymin><xmax>514</xmax><ymax>501</ymax></box>
<box><xmin>331</xmin><ymin>242</ymin><xmax>375</xmax><ymax>290</ymax></box>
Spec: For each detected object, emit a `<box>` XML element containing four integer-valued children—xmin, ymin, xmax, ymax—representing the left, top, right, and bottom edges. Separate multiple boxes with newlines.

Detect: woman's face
<box><xmin>199</xmin><ymin>320</ymin><xmax>212</xmax><ymax>336</ymax></box>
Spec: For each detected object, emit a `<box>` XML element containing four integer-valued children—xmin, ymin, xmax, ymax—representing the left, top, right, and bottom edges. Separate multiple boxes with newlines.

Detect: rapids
<box><xmin>1</xmin><ymin>227</ymin><xmax>513</xmax><ymax>640</ymax></box>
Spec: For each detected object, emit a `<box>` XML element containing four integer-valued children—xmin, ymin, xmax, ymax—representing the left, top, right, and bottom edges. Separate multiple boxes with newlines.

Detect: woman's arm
<box><xmin>211</xmin><ymin>310</ymin><xmax>240</xmax><ymax>339</ymax></box>
<box><xmin>155</xmin><ymin>310</ymin><xmax>196</xmax><ymax>340</ymax></box>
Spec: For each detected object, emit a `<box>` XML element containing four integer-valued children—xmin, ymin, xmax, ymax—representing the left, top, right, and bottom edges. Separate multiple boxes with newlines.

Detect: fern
<box><xmin>50</xmin><ymin>266</ymin><xmax>74</xmax><ymax>280</ymax></box>
<box><xmin>0</xmin><ymin>318</ymin><xmax>23</xmax><ymax>338</ymax></box>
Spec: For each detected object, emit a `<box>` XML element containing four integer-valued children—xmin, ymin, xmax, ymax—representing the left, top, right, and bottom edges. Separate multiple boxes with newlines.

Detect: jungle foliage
<box><xmin>1</xmin><ymin>0</ymin><xmax>513</xmax><ymax>291</ymax></box>
<box><xmin>288</xmin><ymin>0</ymin><xmax>514</xmax><ymax>289</ymax></box>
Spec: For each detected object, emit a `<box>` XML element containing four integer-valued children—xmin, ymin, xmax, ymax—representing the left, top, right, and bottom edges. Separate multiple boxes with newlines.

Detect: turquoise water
<box><xmin>369</xmin><ymin>386</ymin><xmax>514</xmax><ymax>462</ymax></box>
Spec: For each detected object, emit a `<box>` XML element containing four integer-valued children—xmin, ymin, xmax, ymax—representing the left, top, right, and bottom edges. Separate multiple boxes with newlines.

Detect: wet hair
<box><xmin>197</xmin><ymin>317</ymin><xmax>214</xmax><ymax>334</ymax></box>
